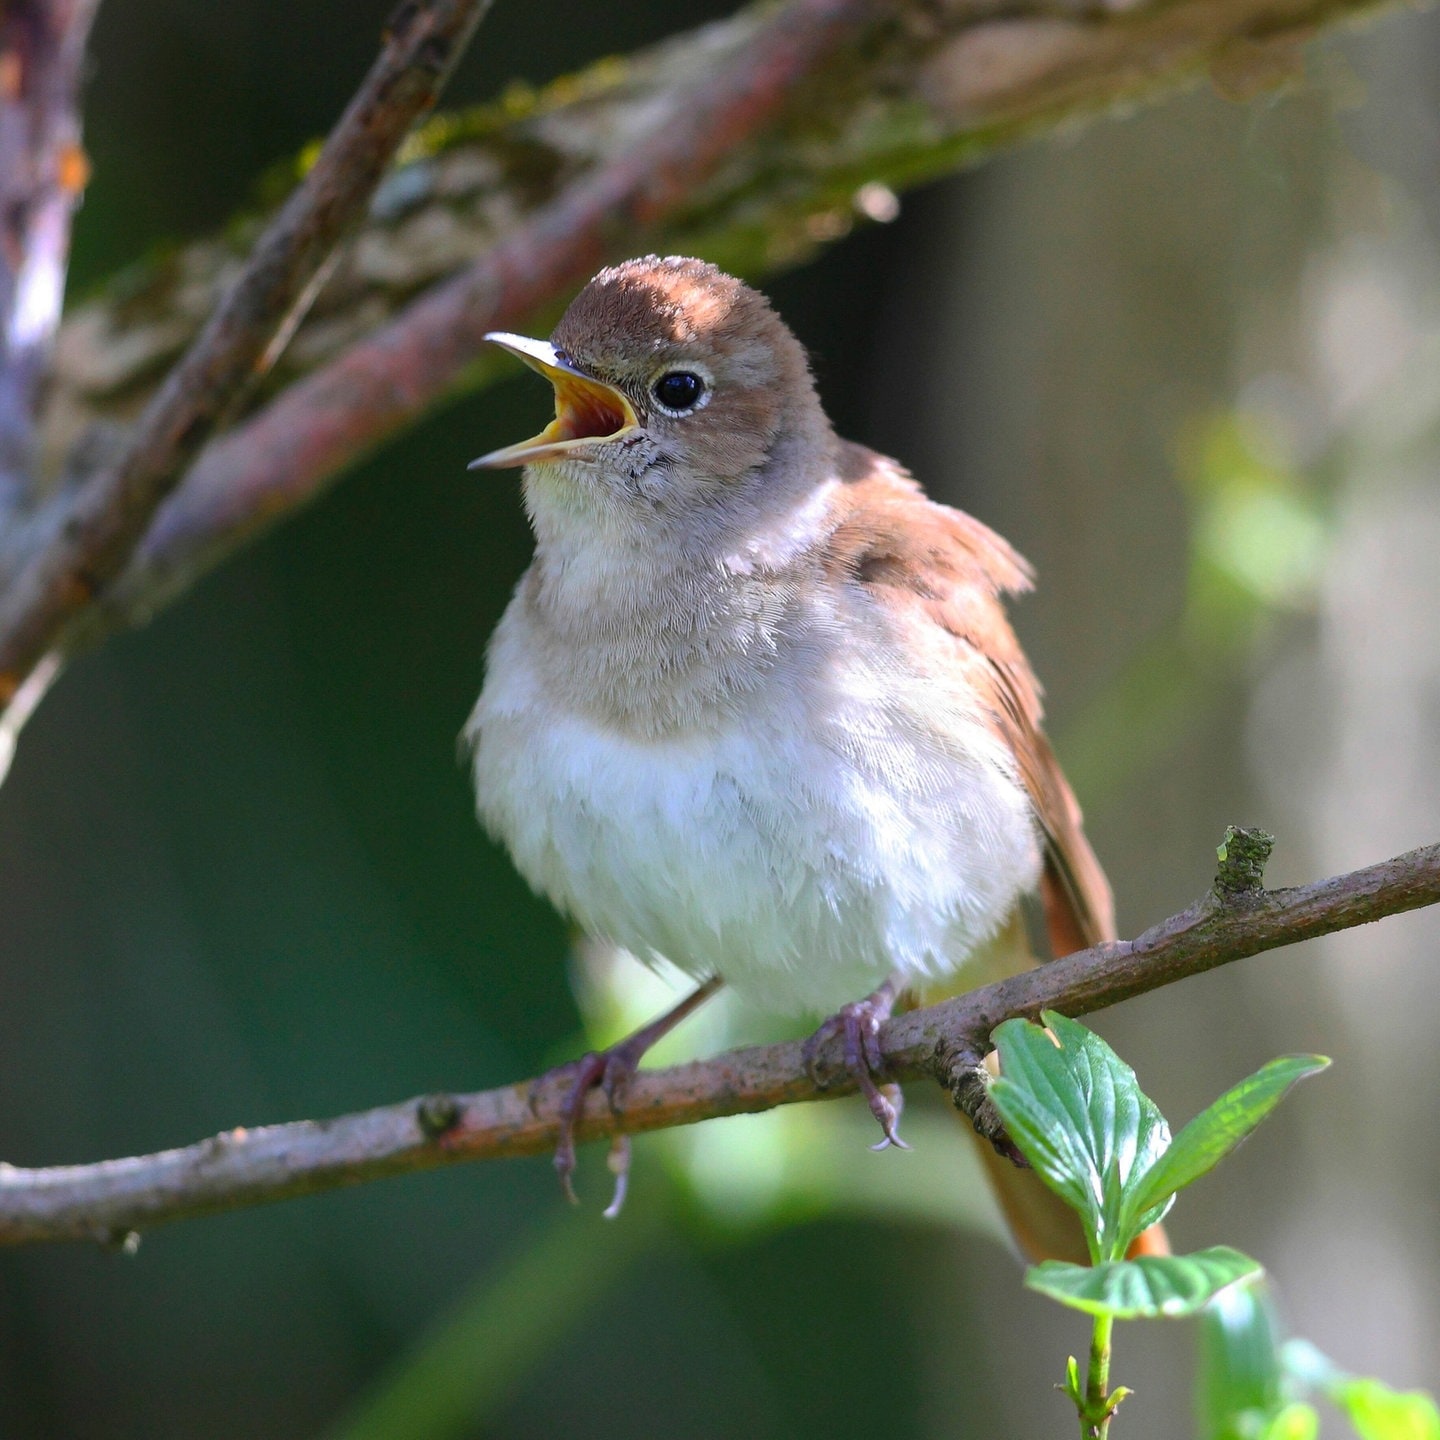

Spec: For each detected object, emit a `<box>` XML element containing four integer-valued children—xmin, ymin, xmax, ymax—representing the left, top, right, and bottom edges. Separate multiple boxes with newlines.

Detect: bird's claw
<box><xmin>803</xmin><ymin>985</ymin><xmax>910</xmax><ymax>1150</ymax></box>
<box><xmin>601</xmin><ymin>1134</ymin><xmax>632</xmax><ymax>1219</ymax></box>
<box><xmin>544</xmin><ymin>977</ymin><xmax>723</xmax><ymax>1215</ymax></box>
<box><xmin>867</xmin><ymin>1082</ymin><xmax>909</xmax><ymax>1151</ymax></box>
<box><xmin>550</xmin><ymin>1035</ymin><xmax>651</xmax><ymax>1213</ymax></box>
<box><xmin>552</xmin><ymin>1050</ymin><xmax>604</xmax><ymax>1204</ymax></box>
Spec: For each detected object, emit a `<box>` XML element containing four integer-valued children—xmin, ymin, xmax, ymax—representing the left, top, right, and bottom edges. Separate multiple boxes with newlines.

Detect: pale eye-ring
<box><xmin>651</xmin><ymin>370</ymin><xmax>706</xmax><ymax>414</ymax></box>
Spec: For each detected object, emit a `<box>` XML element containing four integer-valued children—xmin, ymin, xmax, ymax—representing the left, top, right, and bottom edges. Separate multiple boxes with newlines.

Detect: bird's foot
<box><xmin>550</xmin><ymin>1040</ymin><xmax>648</xmax><ymax>1218</ymax></box>
<box><xmin>802</xmin><ymin>979</ymin><xmax>910</xmax><ymax>1151</ymax></box>
<box><xmin>544</xmin><ymin>976</ymin><xmax>722</xmax><ymax>1217</ymax></box>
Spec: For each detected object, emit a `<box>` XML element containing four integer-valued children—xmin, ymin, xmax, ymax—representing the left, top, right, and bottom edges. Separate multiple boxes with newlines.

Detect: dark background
<box><xmin>1</xmin><ymin>2</ymin><xmax>1437</xmax><ymax>1435</ymax></box>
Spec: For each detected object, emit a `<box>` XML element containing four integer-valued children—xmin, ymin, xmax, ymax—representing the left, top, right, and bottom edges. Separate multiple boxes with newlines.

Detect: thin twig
<box><xmin>0</xmin><ymin>0</ymin><xmax>494</xmax><ymax>704</ymax></box>
<box><xmin>1</xmin><ymin>833</ymin><xmax>1435</xmax><ymax>1247</ymax></box>
<box><xmin>0</xmin><ymin>0</ymin><xmax>98</xmax><ymax>511</ymax></box>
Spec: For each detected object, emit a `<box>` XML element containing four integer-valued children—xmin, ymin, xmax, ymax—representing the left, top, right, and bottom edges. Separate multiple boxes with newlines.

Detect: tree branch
<box><xmin>1</xmin><ymin>831</ymin><xmax>1434</xmax><ymax>1248</ymax></box>
<box><xmin>68</xmin><ymin>0</ymin><xmax>887</xmax><ymax>637</ymax></box>
<box><xmin>21</xmin><ymin>0</ymin><xmax>1392</xmax><ymax>657</ymax></box>
<box><xmin>0</xmin><ymin>0</ymin><xmax>98</xmax><ymax>513</ymax></box>
<box><xmin>0</xmin><ymin>0</ymin><xmax>494</xmax><ymax>706</ymax></box>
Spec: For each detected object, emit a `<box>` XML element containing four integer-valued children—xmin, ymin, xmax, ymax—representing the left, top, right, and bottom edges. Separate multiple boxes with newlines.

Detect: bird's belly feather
<box><xmin>468</xmin><ymin>646</ymin><xmax>1041</xmax><ymax>1015</ymax></box>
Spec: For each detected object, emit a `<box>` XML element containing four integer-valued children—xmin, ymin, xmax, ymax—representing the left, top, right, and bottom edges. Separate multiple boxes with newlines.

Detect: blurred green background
<box><xmin>1</xmin><ymin>1</ymin><xmax>1438</xmax><ymax>1435</ymax></box>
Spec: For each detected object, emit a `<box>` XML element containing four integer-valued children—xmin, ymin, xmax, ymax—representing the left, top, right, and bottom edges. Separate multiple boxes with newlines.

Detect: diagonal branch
<box><xmin>1</xmin><ymin>831</ymin><xmax>1435</xmax><ymax>1248</ymax></box>
<box><xmin>72</xmin><ymin>0</ymin><xmax>890</xmax><ymax>636</ymax></box>
<box><xmin>26</xmin><ymin>0</ymin><xmax>1394</xmax><ymax>658</ymax></box>
<box><xmin>0</xmin><ymin>0</ymin><xmax>494</xmax><ymax>706</ymax></box>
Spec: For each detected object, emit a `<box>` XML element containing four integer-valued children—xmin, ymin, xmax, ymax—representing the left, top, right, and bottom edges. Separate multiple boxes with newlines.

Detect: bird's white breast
<box><xmin>467</xmin><ymin>583</ymin><xmax>1042</xmax><ymax>1015</ymax></box>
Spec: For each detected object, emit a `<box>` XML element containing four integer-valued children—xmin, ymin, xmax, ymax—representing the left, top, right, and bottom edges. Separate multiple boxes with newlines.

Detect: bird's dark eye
<box><xmin>652</xmin><ymin>370</ymin><xmax>705</xmax><ymax>413</ymax></box>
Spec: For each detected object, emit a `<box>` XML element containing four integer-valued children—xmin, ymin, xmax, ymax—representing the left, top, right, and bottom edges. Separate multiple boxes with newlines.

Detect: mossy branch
<box><xmin>0</xmin><ymin>0</ymin><xmax>1397</xmax><ymax>687</ymax></box>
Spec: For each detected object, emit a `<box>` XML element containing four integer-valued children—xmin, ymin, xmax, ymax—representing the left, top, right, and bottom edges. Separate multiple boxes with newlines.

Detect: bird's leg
<box><xmin>802</xmin><ymin>975</ymin><xmax>911</xmax><ymax>1151</ymax></box>
<box><xmin>549</xmin><ymin>974</ymin><xmax>723</xmax><ymax>1216</ymax></box>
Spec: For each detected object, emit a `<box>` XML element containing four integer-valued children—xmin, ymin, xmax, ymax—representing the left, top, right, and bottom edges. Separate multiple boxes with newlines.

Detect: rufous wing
<box><xmin>823</xmin><ymin>444</ymin><xmax>1163</xmax><ymax>1264</ymax></box>
<box><xmin>823</xmin><ymin>441</ymin><xmax>1115</xmax><ymax>956</ymax></box>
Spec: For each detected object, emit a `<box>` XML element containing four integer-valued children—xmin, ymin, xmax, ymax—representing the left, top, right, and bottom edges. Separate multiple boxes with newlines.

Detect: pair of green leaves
<box><xmin>987</xmin><ymin>1011</ymin><xmax>1328</xmax><ymax>1318</ymax></box>
<box><xmin>983</xmin><ymin>1012</ymin><xmax>1437</xmax><ymax>1438</ymax></box>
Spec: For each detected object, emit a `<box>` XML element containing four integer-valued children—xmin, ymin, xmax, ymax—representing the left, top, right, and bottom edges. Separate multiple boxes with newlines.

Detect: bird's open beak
<box><xmin>467</xmin><ymin>332</ymin><xmax>639</xmax><ymax>469</ymax></box>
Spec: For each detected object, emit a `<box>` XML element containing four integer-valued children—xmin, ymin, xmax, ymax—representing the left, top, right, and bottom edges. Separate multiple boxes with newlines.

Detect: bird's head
<box><xmin>470</xmin><ymin>256</ymin><xmax>831</xmax><ymax>547</ymax></box>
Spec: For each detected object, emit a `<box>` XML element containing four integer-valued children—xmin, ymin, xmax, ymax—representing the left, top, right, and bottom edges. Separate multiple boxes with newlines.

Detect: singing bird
<box><xmin>467</xmin><ymin>255</ymin><xmax>1136</xmax><ymax>1261</ymax></box>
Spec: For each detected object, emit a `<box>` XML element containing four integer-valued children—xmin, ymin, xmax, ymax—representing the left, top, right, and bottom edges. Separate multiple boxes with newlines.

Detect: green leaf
<box><xmin>1331</xmin><ymin>1379</ymin><xmax>1440</xmax><ymax>1440</ymax></box>
<box><xmin>1197</xmin><ymin>1282</ymin><xmax>1285</xmax><ymax>1439</ymax></box>
<box><xmin>1063</xmin><ymin>1354</ymin><xmax>1083</xmax><ymax>1406</ymax></box>
<box><xmin>990</xmin><ymin>1012</ymin><xmax>1170</xmax><ymax>1257</ymax></box>
<box><xmin>1258</xmin><ymin>1404</ymin><xmax>1321</xmax><ymax>1440</ymax></box>
<box><xmin>1125</xmin><ymin>1055</ymin><xmax>1329</xmax><ymax>1232</ymax></box>
<box><xmin>1026</xmin><ymin>1247</ymin><xmax>1261</xmax><ymax>1319</ymax></box>
<box><xmin>1282</xmin><ymin>1341</ymin><xmax>1440</xmax><ymax>1440</ymax></box>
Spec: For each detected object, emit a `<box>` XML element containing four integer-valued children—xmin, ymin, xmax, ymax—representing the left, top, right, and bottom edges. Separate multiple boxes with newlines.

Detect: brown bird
<box><xmin>467</xmin><ymin>255</ymin><xmax>1155</xmax><ymax>1262</ymax></box>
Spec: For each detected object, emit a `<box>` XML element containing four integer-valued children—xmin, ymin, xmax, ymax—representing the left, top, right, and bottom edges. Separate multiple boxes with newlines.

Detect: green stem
<box><xmin>1084</xmin><ymin>1313</ymin><xmax>1115</xmax><ymax>1439</ymax></box>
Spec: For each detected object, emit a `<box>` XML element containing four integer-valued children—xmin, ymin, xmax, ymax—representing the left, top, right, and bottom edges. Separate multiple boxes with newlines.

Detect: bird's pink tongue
<box><xmin>552</xmin><ymin>373</ymin><xmax>629</xmax><ymax>441</ymax></box>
